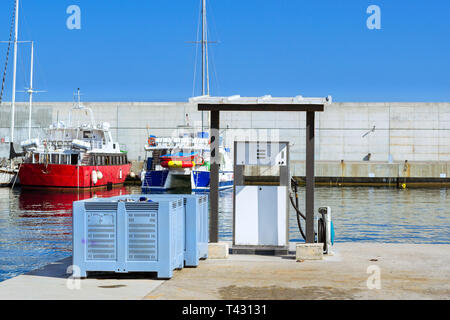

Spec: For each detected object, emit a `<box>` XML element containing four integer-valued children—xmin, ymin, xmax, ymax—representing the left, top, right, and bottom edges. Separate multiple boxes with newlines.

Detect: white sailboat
<box><xmin>0</xmin><ymin>0</ymin><xmax>20</xmax><ymax>186</ymax></box>
<box><xmin>0</xmin><ymin>0</ymin><xmax>36</xmax><ymax>187</ymax></box>
<box><xmin>141</xmin><ymin>0</ymin><xmax>234</xmax><ymax>192</ymax></box>
<box><xmin>0</xmin><ymin>166</ymin><xmax>15</xmax><ymax>186</ymax></box>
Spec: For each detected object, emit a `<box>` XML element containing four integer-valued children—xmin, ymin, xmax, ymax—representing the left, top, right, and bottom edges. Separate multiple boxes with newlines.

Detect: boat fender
<box><xmin>97</xmin><ymin>171</ymin><xmax>103</xmax><ymax>180</ymax></box>
<box><xmin>130</xmin><ymin>171</ymin><xmax>136</xmax><ymax>178</ymax></box>
<box><xmin>195</xmin><ymin>156</ymin><xmax>205</xmax><ymax>166</ymax></box>
<box><xmin>92</xmin><ymin>170</ymin><xmax>98</xmax><ymax>185</ymax></box>
<box><xmin>119</xmin><ymin>168</ymin><xmax>123</xmax><ymax>179</ymax></box>
<box><xmin>148</xmin><ymin>135</ymin><xmax>156</xmax><ymax>146</ymax></box>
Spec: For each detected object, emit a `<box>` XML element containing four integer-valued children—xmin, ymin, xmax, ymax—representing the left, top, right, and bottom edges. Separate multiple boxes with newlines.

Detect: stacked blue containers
<box><xmin>110</xmin><ymin>194</ymin><xmax>209</xmax><ymax>267</ymax></box>
<box><xmin>143</xmin><ymin>194</ymin><xmax>209</xmax><ymax>266</ymax></box>
<box><xmin>73</xmin><ymin>197</ymin><xmax>185</xmax><ymax>279</ymax></box>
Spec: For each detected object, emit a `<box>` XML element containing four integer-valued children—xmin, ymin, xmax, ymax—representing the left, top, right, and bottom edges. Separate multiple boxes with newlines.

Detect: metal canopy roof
<box><xmin>190</xmin><ymin>95</ymin><xmax>331</xmax><ymax>112</ymax></box>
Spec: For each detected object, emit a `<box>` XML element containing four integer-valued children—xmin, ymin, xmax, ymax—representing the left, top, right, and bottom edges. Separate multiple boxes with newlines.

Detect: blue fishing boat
<box><xmin>141</xmin><ymin>128</ymin><xmax>233</xmax><ymax>192</ymax></box>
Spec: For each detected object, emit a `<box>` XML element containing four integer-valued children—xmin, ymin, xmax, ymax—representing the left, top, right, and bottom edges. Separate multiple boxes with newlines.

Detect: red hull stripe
<box><xmin>18</xmin><ymin>164</ymin><xmax>132</xmax><ymax>188</ymax></box>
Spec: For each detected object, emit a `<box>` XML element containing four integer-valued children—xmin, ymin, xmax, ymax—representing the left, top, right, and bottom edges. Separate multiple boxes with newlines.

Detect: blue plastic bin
<box><xmin>73</xmin><ymin>197</ymin><xmax>185</xmax><ymax>279</ymax></box>
<box><xmin>111</xmin><ymin>194</ymin><xmax>209</xmax><ymax>267</ymax></box>
<box><xmin>143</xmin><ymin>194</ymin><xmax>209</xmax><ymax>266</ymax></box>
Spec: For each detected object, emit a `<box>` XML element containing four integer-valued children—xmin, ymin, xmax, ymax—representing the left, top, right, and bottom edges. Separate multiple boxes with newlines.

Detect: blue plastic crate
<box><xmin>73</xmin><ymin>197</ymin><xmax>185</xmax><ymax>279</ymax></box>
<box><xmin>143</xmin><ymin>194</ymin><xmax>209</xmax><ymax>266</ymax></box>
<box><xmin>113</xmin><ymin>194</ymin><xmax>209</xmax><ymax>267</ymax></box>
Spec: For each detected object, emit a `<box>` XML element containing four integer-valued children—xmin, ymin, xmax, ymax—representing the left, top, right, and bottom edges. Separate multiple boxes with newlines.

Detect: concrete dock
<box><xmin>0</xmin><ymin>243</ymin><xmax>448</xmax><ymax>300</ymax></box>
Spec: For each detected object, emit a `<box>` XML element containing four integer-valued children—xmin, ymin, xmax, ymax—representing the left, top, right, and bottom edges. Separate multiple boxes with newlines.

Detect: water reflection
<box><xmin>0</xmin><ymin>186</ymin><xmax>131</xmax><ymax>282</ymax></box>
<box><xmin>18</xmin><ymin>187</ymin><xmax>129</xmax><ymax>212</ymax></box>
<box><xmin>0</xmin><ymin>185</ymin><xmax>449</xmax><ymax>282</ymax></box>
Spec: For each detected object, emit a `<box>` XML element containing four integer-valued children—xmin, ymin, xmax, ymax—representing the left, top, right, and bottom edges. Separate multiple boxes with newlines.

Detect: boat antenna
<box><xmin>77</xmin><ymin>88</ymin><xmax>81</xmax><ymax>105</ymax></box>
<box><xmin>73</xmin><ymin>88</ymin><xmax>85</xmax><ymax>108</ymax></box>
<box><xmin>19</xmin><ymin>41</ymin><xmax>46</xmax><ymax>139</ymax></box>
<box><xmin>71</xmin><ymin>88</ymin><xmax>95</xmax><ymax>127</ymax></box>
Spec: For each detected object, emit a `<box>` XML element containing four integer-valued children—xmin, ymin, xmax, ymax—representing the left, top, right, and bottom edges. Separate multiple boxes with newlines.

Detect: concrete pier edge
<box><xmin>0</xmin><ymin>243</ymin><xmax>449</xmax><ymax>300</ymax></box>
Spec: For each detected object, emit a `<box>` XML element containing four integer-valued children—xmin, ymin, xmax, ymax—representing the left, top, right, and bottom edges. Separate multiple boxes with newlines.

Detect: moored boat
<box><xmin>141</xmin><ymin>128</ymin><xmax>233</xmax><ymax>192</ymax></box>
<box><xmin>0</xmin><ymin>0</ymin><xmax>23</xmax><ymax>187</ymax></box>
<box><xmin>0</xmin><ymin>166</ymin><xmax>17</xmax><ymax>187</ymax></box>
<box><xmin>19</xmin><ymin>90</ymin><xmax>131</xmax><ymax>188</ymax></box>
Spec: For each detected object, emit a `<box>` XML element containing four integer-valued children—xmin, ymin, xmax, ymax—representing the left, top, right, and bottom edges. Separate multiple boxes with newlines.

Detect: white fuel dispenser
<box><xmin>232</xmin><ymin>141</ymin><xmax>290</xmax><ymax>254</ymax></box>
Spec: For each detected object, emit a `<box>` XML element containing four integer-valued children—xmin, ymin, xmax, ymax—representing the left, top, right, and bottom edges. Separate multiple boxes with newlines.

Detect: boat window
<box><xmin>33</xmin><ymin>153</ymin><xmax>39</xmax><ymax>164</ymax></box>
<box><xmin>71</xmin><ymin>154</ymin><xmax>78</xmax><ymax>165</ymax></box>
<box><xmin>83</xmin><ymin>131</ymin><xmax>93</xmax><ymax>139</ymax></box>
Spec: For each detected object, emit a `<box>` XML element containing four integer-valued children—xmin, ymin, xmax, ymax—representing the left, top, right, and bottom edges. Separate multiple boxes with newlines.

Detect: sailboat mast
<box><xmin>27</xmin><ymin>41</ymin><xmax>34</xmax><ymax>140</ymax></box>
<box><xmin>10</xmin><ymin>0</ymin><xmax>19</xmax><ymax>147</ymax></box>
<box><xmin>205</xmin><ymin>3</ymin><xmax>210</xmax><ymax>96</ymax></box>
<box><xmin>201</xmin><ymin>0</ymin><xmax>205</xmax><ymax>96</ymax></box>
<box><xmin>200</xmin><ymin>0</ymin><xmax>210</xmax><ymax>132</ymax></box>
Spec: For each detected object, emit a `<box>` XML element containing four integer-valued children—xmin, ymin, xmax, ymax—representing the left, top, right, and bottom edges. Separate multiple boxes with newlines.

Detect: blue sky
<box><xmin>0</xmin><ymin>0</ymin><xmax>448</xmax><ymax>102</ymax></box>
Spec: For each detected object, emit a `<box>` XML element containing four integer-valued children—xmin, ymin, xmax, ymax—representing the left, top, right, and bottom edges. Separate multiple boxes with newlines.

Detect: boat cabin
<box><xmin>25</xmin><ymin>151</ymin><xmax>128</xmax><ymax>166</ymax></box>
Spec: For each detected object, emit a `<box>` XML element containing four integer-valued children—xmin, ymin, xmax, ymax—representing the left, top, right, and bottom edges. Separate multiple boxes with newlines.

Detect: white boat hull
<box><xmin>0</xmin><ymin>168</ymin><xmax>16</xmax><ymax>187</ymax></box>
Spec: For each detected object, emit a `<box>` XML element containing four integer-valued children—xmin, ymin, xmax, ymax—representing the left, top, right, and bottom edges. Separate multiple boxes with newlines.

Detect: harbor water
<box><xmin>0</xmin><ymin>185</ymin><xmax>449</xmax><ymax>282</ymax></box>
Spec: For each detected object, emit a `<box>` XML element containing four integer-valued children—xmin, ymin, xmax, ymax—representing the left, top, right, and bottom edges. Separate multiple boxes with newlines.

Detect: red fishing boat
<box><xmin>18</xmin><ymin>90</ymin><xmax>131</xmax><ymax>188</ymax></box>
